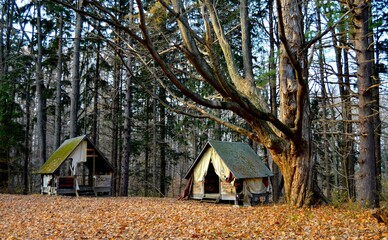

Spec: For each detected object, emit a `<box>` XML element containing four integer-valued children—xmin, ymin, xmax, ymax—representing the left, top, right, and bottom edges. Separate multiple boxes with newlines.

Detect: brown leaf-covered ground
<box><xmin>0</xmin><ymin>194</ymin><xmax>386</xmax><ymax>239</ymax></box>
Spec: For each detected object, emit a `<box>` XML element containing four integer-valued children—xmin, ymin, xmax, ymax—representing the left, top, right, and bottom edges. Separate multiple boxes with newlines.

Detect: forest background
<box><xmin>0</xmin><ymin>0</ymin><xmax>387</xmax><ymax>207</ymax></box>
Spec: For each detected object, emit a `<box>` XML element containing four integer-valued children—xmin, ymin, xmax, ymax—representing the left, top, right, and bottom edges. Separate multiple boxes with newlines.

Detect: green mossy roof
<box><xmin>36</xmin><ymin>135</ymin><xmax>86</xmax><ymax>174</ymax></box>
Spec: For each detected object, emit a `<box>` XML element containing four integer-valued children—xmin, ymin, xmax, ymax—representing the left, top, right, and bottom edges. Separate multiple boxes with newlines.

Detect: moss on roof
<box><xmin>36</xmin><ymin>135</ymin><xmax>86</xmax><ymax>174</ymax></box>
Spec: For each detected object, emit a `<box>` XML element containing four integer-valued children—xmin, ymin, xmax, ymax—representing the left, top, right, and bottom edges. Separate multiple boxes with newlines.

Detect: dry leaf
<box><xmin>0</xmin><ymin>194</ymin><xmax>386</xmax><ymax>239</ymax></box>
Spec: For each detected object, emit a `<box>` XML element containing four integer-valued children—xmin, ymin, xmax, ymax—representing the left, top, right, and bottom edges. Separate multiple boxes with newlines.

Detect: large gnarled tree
<box><xmin>55</xmin><ymin>0</ymin><xmax>359</xmax><ymax>206</ymax></box>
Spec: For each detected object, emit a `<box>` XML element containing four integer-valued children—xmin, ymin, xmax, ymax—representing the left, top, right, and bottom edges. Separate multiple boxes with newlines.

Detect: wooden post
<box><xmin>93</xmin><ymin>150</ymin><xmax>96</xmax><ymax>182</ymax></box>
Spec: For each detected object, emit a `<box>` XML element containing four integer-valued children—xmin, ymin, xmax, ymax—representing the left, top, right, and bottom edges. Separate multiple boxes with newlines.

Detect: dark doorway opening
<box><xmin>204</xmin><ymin>162</ymin><xmax>219</xmax><ymax>193</ymax></box>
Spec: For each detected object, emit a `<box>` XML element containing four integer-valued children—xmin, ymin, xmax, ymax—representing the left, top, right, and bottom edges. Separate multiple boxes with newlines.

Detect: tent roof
<box><xmin>185</xmin><ymin>140</ymin><xmax>273</xmax><ymax>179</ymax></box>
<box><xmin>36</xmin><ymin>135</ymin><xmax>112</xmax><ymax>174</ymax></box>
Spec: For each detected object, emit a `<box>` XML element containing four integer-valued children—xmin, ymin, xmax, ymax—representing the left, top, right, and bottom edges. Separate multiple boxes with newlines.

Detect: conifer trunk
<box><xmin>35</xmin><ymin>0</ymin><xmax>46</xmax><ymax>165</ymax></box>
<box><xmin>120</xmin><ymin>0</ymin><xmax>133</xmax><ymax>195</ymax></box>
<box><xmin>349</xmin><ymin>0</ymin><xmax>377</xmax><ymax>208</ymax></box>
<box><xmin>54</xmin><ymin>13</ymin><xmax>63</xmax><ymax>149</ymax></box>
<box><xmin>70</xmin><ymin>0</ymin><xmax>83</xmax><ymax>138</ymax></box>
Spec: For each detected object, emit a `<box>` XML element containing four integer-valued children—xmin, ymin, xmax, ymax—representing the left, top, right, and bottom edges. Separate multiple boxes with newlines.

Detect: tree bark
<box><xmin>120</xmin><ymin>0</ymin><xmax>133</xmax><ymax>196</ymax></box>
<box><xmin>349</xmin><ymin>0</ymin><xmax>377</xmax><ymax>208</ymax></box>
<box><xmin>371</xmin><ymin>5</ymin><xmax>382</xmax><ymax>208</ymax></box>
<box><xmin>116</xmin><ymin>0</ymin><xmax>132</xmax><ymax>197</ymax></box>
<box><xmin>0</xmin><ymin>0</ymin><xmax>12</xmax><ymax>190</ymax></box>
<box><xmin>144</xmin><ymin>97</ymin><xmax>151</xmax><ymax>196</ymax></box>
<box><xmin>54</xmin><ymin>13</ymin><xmax>63</xmax><ymax>149</ymax></box>
<box><xmin>276</xmin><ymin>0</ymin><xmax>313</xmax><ymax>206</ymax></box>
<box><xmin>268</xmin><ymin>0</ymin><xmax>282</xmax><ymax>202</ymax></box>
<box><xmin>35</xmin><ymin>0</ymin><xmax>46</xmax><ymax>165</ymax></box>
<box><xmin>152</xmin><ymin>81</ymin><xmax>158</xmax><ymax>196</ymax></box>
<box><xmin>159</xmin><ymin>87</ymin><xmax>166</xmax><ymax>197</ymax></box>
<box><xmin>316</xmin><ymin>0</ymin><xmax>330</xmax><ymax>199</ymax></box>
<box><xmin>343</xmin><ymin>46</ymin><xmax>356</xmax><ymax>200</ymax></box>
<box><xmin>70</xmin><ymin>0</ymin><xmax>84</xmax><ymax>138</ymax></box>
<box><xmin>23</xmin><ymin>83</ymin><xmax>31</xmax><ymax>194</ymax></box>
<box><xmin>120</xmin><ymin>69</ymin><xmax>131</xmax><ymax>196</ymax></box>
<box><xmin>111</xmin><ymin>55</ymin><xmax>120</xmax><ymax>196</ymax></box>
<box><xmin>272</xmin><ymin>143</ymin><xmax>313</xmax><ymax>206</ymax></box>
<box><xmin>92</xmin><ymin>39</ymin><xmax>100</xmax><ymax>144</ymax></box>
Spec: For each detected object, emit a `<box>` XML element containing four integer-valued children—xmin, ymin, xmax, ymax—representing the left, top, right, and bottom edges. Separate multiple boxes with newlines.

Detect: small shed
<box><xmin>179</xmin><ymin>141</ymin><xmax>273</xmax><ymax>205</ymax></box>
<box><xmin>36</xmin><ymin>135</ymin><xmax>113</xmax><ymax>196</ymax></box>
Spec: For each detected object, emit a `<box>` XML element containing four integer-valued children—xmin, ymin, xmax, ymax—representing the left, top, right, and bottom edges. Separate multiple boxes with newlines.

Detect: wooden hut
<box><xmin>179</xmin><ymin>141</ymin><xmax>273</xmax><ymax>205</ymax></box>
<box><xmin>36</xmin><ymin>135</ymin><xmax>113</xmax><ymax>196</ymax></box>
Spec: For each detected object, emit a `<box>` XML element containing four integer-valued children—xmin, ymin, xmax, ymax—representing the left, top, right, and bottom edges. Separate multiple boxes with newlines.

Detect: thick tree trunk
<box><xmin>371</xmin><ymin>7</ymin><xmax>381</xmax><ymax>208</ymax></box>
<box><xmin>273</xmin><ymin>145</ymin><xmax>313</xmax><ymax>206</ymax></box>
<box><xmin>276</xmin><ymin>0</ymin><xmax>313</xmax><ymax>206</ymax></box>
<box><xmin>350</xmin><ymin>0</ymin><xmax>377</xmax><ymax>208</ymax></box>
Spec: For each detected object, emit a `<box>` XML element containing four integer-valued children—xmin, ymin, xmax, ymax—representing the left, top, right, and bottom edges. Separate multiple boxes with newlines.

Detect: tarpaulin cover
<box><xmin>193</xmin><ymin>148</ymin><xmax>231</xmax><ymax>183</ymax></box>
<box><xmin>69</xmin><ymin>140</ymin><xmax>87</xmax><ymax>175</ymax></box>
<box><xmin>242</xmin><ymin>178</ymin><xmax>266</xmax><ymax>203</ymax></box>
<box><xmin>42</xmin><ymin>175</ymin><xmax>53</xmax><ymax>188</ymax></box>
<box><xmin>69</xmin><ymin>140</ymin><xmax>87</xmax><ymax>190</ymax></box>
<box><xmin>178</xmin><ymin>174</ymin><xmax>194</xmax><ymax>200</ymax></box>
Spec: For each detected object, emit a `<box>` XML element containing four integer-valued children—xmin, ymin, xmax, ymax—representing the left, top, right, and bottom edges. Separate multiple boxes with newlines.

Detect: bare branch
<box><xmin>302</xmin><ymin>8</ymin><xmax>354</xmax><ymax>54</ymax></box>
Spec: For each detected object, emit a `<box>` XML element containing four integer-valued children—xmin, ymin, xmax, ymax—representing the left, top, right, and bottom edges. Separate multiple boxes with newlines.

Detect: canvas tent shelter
<box><xmin>180</xmin><ymin>141</ymin><xmax>273</xmax><ymax>205</ymax></box>
<box><xmin>36</xmin><ymin>135</ymin><xmax>113</xmax><ymax>196</ymax></box>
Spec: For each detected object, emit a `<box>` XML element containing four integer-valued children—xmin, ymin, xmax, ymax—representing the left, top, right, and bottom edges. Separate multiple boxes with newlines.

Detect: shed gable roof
<box><xmin>185</xmin><ymin>140</ymin><xmax>273</xmax><ymax>179</ymax></box>
<box><xmin>209</xmin><ymin>141</ymin><xmax>273</xmax><ymax>178</ymax></box>
<box><xmin>36</xmin><ymin>135</ymin><xmax>112</xmax><ymax>174</ymax></box>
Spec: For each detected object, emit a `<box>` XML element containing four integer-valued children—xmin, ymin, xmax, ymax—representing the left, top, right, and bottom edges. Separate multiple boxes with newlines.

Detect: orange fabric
<box><xmin>178</xmin><ymin>174</ymin><xmax>194</xmax><ymax>200</ymax></box>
